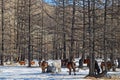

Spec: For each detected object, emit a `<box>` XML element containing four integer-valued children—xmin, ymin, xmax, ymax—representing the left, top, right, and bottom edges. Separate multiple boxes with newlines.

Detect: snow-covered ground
<box><xmin>0</xmin><ymin>59</ymin><xmax>120</xmax><ymax>80</ymax></box>
<box><xmin>0</xmin><ymin>66</ymin><xmax>120</xmax><ymax>80</ymax></box>
<box><xmin>0</xmin><ymin>66</ymin><xmax>89</xmax><ymax>80</ymax></box>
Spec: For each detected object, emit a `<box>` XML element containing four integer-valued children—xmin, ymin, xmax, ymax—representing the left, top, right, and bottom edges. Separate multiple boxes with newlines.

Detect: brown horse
<box><xmin>30</xmin><ymin>61</ymin><xmax>35</xmax><ymax>65</ymax></box>
<box><xmin>84</xmin><ymin>58</ymin><xmax>90</xmax><ymax>64</ymax></box>
<box><xmin>84</xmin><ymin>59</ymin><xmax>100</xmax><ymax>75</ymax></box>
<box><xmin>66</xmin><ymin>61</ymin><xmax>76</xmax><ymax>75</ymax></box>
<box><xmin>19</xmin><ymin>61</ymin><xmax>35</xmax><ymax>65</ymax></box>
<box><xmin>84</xmin><ymin>58</ymin><xmax>90</xmax><ymax>67</ymax></box>
<box><xmin>61</xmin><ymin>59</ymin><xmax>68</xmax><ymax>67</ymax></box>
<box><xmin>19</xmin><ymin>61</ymin><xmax>25</xmax><ymax>65</ymax></box>
<box><xmin>100</xmin><ymin>61</ymin><xmax>112</xmax><ymax>72</ymax></box>
<box><xmin>40</xmin><ymin>61</ymin><xmax>48</xmax><ymax>73</ymax></box>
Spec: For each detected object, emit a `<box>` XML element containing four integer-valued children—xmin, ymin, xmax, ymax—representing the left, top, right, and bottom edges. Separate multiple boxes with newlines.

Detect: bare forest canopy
<box><xmin>0</xmin><ymin>0</ymin><xmax>120</xmax><ymax>62</ymax></box>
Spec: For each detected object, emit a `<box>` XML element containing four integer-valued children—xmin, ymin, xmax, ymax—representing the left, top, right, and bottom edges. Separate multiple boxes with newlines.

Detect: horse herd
<box><xmin>39</xmin><ymin>58</ymin><xmax>116</xmax><ymax>75</ymax></box>
<box><xmin>39</xmin><ymin>59</ymin><xmax>76</xmax><ymax>75</ymax></box>
<box><xmin>83</xmin><ymin>59</ymin><xmax>115</xmax><ymax>75</ymax></box>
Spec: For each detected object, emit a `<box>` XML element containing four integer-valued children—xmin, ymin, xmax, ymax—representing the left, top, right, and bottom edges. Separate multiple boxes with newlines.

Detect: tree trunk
<box><xmin>28</xmin><ymin>0</ymin><xmax>31</xmax><ymax>67</ymax></box>
<box><xmin>103</xmin><ymin>0</ymin><xmax>108</xmax><ymax>72</ymax></box>
<box><xmin>80</xmin><ymin>0</ymin><xmax>86</xmax><ymax>68</ymax></box>
<box><xmin>70</xmin><ymin>0</ymin><xmax>76</xmax><ymax>61</ymax></box>
<box><xmin>1</xmin><ymin>0</ymin><xmax>4</xmax><ymax>66</ymax></box>
<box><xmin>88</xmin><ymin>0</ymin><xmax>95</xmax><ymax>76</ymax></box>
<box><xmin>118</xmin><ymin>58</ymin><xmax>120</xmax><ymax>68</ymax></box>
<box><xmin>62</xmin><ymin>0</ymin><xmax>66</xmax><ymax>60</ymax></box>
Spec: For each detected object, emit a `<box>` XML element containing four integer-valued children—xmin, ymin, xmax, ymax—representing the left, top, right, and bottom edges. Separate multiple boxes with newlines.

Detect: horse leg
<box><xmin>101</xmin><ymin>66</ymin><xmax>103</xmax><ymax>72</ymax></box>
<box><xmin>42</xmin><ymin>68</ymin><xmax>45</xmax><ymax>73</ymax></box>
<box><xmin>53</xmin><ymin>67</ymin><xmax>57</xmax><ymax>73</ymax></box>
<box><xmin>42</xmin><ymin>66</ymin><xmax>47</xmax><ymax>73</ymax></box>
<box><xmin>108</xmin><ymin>65</ymin><xmax>110</xmax><ymax>71</ymax></box>
<box><xmin>58</xmin><ymin>68</ymin><xmax>61</xmax><ymax>72</ymax></box>
<box><xmin>73</xmin><ymin>68</ymin><xmax>76</xmax><ymax>75</ymax></box>
<box><xmin>69</xmin><ymin>68</ymin><xmax>71</xmax><ymax>75</ymax></box>
<box><xmin>95</xmin><ymin>67</ymin><xmax>100</xmax><ymax>75</ymax></box>
<box><xmin>97</xmin><ymin>68</ymin><xmax>100</xmax><ymax>74</ymax></box>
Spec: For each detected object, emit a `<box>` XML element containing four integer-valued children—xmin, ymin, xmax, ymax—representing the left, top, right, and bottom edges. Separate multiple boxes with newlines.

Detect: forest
<box><xmin>0</xmin><ymin>0</ymin><xmax>120</xmax><ymax>78</ymax></box>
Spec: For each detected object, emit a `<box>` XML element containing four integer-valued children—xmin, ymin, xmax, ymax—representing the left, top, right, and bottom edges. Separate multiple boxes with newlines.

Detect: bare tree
<box><xmin>0</xmin><ymin>0</ymin><xmax>4</xmax><ymax>65</ymax></box>
<box><xmin>28</xmin><ymin>0</ymin><xmax>31</xmax><ymax>67</ymax></box>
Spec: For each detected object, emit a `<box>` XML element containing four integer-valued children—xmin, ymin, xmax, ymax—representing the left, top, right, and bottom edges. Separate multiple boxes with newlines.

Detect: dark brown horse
<box><xmin>94</xmin><ymin>60</ymin><xmax>100</xmax><ymax>74</ymax></box>
<box><xmin>66</xmin><ymin>61</ymin><xmax>76</xmax><ymax>75</ymax></box>
<box><xmin>84</xmin><ymin>58</ymin><xmax>90</xmax><ymax>64</ymax></box>
<box><xmin>61</xmin><ymin>59</ymin><xmax>69</xmax><ymax>67</ymax></box>
<box><xmin>84</xmin><ymin>58</ymin><xmax>90</xmax><ymax>67</ymax></box>
<box><xmin>61</xmin><ymin>58</ymin><xmax>76</xmax><ymax>75</ymax></box>
<box><xmin>40</xmin><ymin>61</ymin><xmax>48</xmax><ymax>73</ymax></box>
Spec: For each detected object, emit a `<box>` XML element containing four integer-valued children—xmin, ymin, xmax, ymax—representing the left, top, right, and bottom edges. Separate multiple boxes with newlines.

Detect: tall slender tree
<box><xmin>87</xmin><ymin>0</ymin><xmax>96</xmax><ymax>76</ymax></box>
<box><xmin>62</xmin><ymin>0</ymin><xmax>66</xmax><ymax>59</ymax></box>
<box><xmin>28</xmin><ymin>0</ymin><xmax>31</xmax><ymax>67</ymax></box>
<box><xmin>103</xmin><ymin>0</ymin><xmax>108</xmax><ymax>72</ymax></box>
<box><xmin>81</xmin><ymin>0</ymin><xmax>86</xmax><ymax>67</ymax></box>
<box><xmin>1</xmin><ymin>0</ymin><xmax>4</xmax><ymax>65</ymax></box>
<box><xmin>70</xmin><ymin>0</ymin><xmax>76</xmax><ymax>61</ymax></box>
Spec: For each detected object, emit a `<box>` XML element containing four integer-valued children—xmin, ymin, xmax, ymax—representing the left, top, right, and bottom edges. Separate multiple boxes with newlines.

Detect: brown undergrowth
<box><xmin>84</xmin><ymin>70</ymin><xmax>116</xmax><ymax>80</ymax></box>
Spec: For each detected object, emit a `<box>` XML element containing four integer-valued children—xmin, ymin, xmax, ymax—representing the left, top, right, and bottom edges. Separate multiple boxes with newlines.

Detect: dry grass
<box><xmin>85</xmin><ymin>76</ymin><xmax>97</xmax><ymax>80</ymax></box>
<box><xmin>85</xmin><ymin>75</ymin><xmax>120</xmax><ymax>80</ymax></box>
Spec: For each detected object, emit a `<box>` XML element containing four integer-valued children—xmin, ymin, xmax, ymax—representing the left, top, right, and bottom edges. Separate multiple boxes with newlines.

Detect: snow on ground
<box><xmin>0</xmin><ymin>65</ymin><xmax>120</xmax><ymax>80</ymax></box>
<box><xmin>0</xmin><ymin>59</ymin><xmax>120</xmax><ymax>80</ymax></box>
<box><xmin>0</xmin><ymin>58</ymin><xmax>89</xmax><ymax>80</ymax></box>
<box><xmin>0</xmin><ymin>66</ymin><xmax>89</xmax><ymax>80</ymax></box>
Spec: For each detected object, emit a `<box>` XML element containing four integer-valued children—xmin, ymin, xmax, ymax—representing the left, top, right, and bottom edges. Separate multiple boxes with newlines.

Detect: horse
<box><xmin>30</xmin><ymin>61</ymin><xmax>35</xmax><ymax>65</ymax></box>
<box><xmin>38</xmin><ymin>61</ymin><xmax>41</xmax><ymax>67</ymax></box>
<box><xmin>84</xmin><ymin>58</ymin><xmax>90</xmax><ymax>64</ymax></box>
<box><xmin>48</xmin><ymin>60</ymin><xmax>61</xmax><ymax>73</ymax></box>
<box><xmin>84</xmin><ymin>58</ymin><xmax>90</xmax><ymax>67</ymax></box>
<box><xmin>66</xmin><ymin>61</ymin><xmax>76</xmax><ymax>75</ymax></box>
<box><xmin>79</xmin><ymin>59</ymin><xmax>83</xmax><ymax>68</ymax></box>
<box><xmin>83</xmin><ymin>59</ymin><xmax>100</xmax><ymax>75</ymax></box>
<box><xmin>100</xmin><ymin>61</ymin><xmax>112</xmax><ymax>72</ymax></box>
<box><xmin>46</xmin><ymin>65</ymin><xmax>55</xmax><ymax>73</ymax></box>
<box><xmin>94</xmin><ymin>60</ymin><xmax>100</xmax><ymax>75</ymax></box>
<box><xmin>40</xmin><ymin>61</ymin><xmax>48</xmax><ymax>73</ymax></box>
<box><xmin>61</xmin><ymin>59</ymin><xmax>69</xmax><ymax>67</ymax></box>
<box><xmin>40</xmin><ymin>60</ymin><xmax>61</xmax><ymax>73</ymax></box>
<box><xmin>19</xmin><ymin>61</ymin><xmax>26</xmax><ymax>65</ymax></box>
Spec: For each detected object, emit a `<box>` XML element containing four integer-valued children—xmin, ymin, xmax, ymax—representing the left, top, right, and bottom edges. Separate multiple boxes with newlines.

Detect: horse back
<box><xmin>41</xmin><ymin>61</ymin><xmax>48</xmax><ymax>68</ymax></box>
<box><xmin>67</xmin><ymin>62</ymin><xmax>76</xmax><ymax>69</ymax></box>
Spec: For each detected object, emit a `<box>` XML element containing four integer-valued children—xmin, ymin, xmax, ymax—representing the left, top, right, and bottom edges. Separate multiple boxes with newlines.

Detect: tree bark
<box><xmin>1</xmin><ymin>0</ymin><xmax>4</xmax><ymax>66</ymax></box>
<box><xmin>118</xmin><ymin>58</ymin><xmax>120</xmax><ymax>68</ymax></box>
<box><xmin>28</xmin><ymin>0</ymin><xmax>31</xmax><ymax>67</ymax></box>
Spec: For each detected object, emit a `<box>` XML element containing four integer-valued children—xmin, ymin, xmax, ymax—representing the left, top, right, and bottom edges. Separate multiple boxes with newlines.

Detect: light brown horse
<box><xmin>30</xmin><ymin>61</ymin><xmax>35</xmax><ymax>65</ymax></box>
<box><xmin>40</xmin><ymin>61</ymin><xmax>48</xmax><ymax>73</ymax></box>
<box><xmin>100</xmin><ymin>61</ymin><xmax>112</xmax><ymax>72</ymax></box>
<box><xmin>19</xmin><ymin>61</ymin><xmax>35</xmax><ymax>65</ymax></box>
<box><xmin>19</xmin><ymin>61</ymin><xmax>25</xmax><ymax>65</ymax></box>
